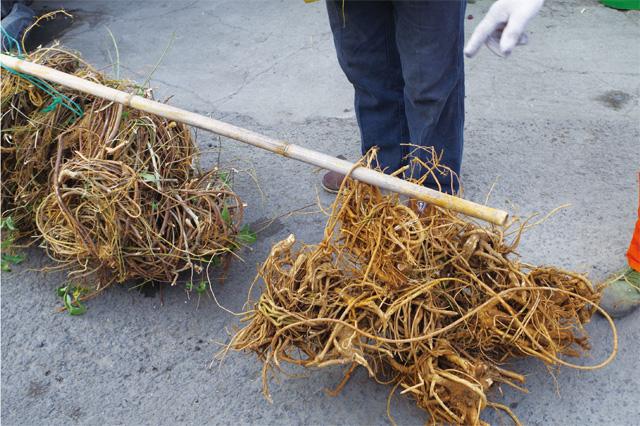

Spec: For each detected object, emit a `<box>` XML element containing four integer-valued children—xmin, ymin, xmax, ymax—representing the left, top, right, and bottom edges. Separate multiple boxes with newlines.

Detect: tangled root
<box><xmin>230</xmin><ymin>152</ymin><xmax>616</xmax><ymax>425</ymax></box>
<box><xmin>2</xmin><ymin>45</ymin><xmax>244</xmax><ymax>292</ymax></box>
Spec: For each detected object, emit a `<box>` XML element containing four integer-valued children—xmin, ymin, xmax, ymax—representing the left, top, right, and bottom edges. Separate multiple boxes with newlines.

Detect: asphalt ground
<box><xmin>2</xmin><ymin>1</ymin><xmax>639</xmax><ymax>424</ymax></box>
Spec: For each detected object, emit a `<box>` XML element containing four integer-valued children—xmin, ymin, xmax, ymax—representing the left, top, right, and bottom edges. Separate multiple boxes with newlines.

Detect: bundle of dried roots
<box><xmin>1</xmin><ymin>46</ymin><xmax>244</xmax><ymax>291</ymax></box>
<box><xmin>230</xmin><ymin>152</ymin><xmax>616</xmax><ymax>425</ymax></box>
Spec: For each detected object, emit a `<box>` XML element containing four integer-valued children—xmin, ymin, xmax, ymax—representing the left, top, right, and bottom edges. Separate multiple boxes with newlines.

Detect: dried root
<box><xmin>230</xmin><ymin>151</ymin><xmax>616</xmax><ymax>425</ymax></box>
<box><xmin>1</xmin><ymin>45</ymin><xmax>244</xmax><ymax>293</ymax></box>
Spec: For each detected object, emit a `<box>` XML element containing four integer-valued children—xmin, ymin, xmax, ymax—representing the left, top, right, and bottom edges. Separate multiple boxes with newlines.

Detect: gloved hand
<box><xmin>464</xmin><ymin>0</ymin><xmax>544</xmax><ymax>58</ymax></box>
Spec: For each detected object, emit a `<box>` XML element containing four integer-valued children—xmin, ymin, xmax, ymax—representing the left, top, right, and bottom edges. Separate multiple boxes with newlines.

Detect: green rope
<box><xmin>1</xmin><ymin>25</ymin><xmax>84</xmax><ymax>118</ymax></box>
<box><xmin>1</xmin><ymin>23</ymin><xmax>23</xmax><ymax>56</ymax></box>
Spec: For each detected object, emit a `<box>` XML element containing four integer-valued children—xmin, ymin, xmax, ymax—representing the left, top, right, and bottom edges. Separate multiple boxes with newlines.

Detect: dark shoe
<box><xmin>600</xmin><ymin>267</ymin><xmax>640</xmax><ymax>318</ymax></box>
<box><xmin>321</xmin><ymin>170</ymin><xmax>346</xmax><ymax>194</ymax></box>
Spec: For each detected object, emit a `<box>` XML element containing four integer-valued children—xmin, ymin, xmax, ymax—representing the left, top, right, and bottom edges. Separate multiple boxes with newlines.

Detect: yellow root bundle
<box><xmin>230</xmin><ymin>154</ymin><xmax>615</xmax><ymax>425</ymax></box>
<box><xmin>1</xmin><ymin>46</ymin><xmax>243</xmax><ymax>290</ymax></box>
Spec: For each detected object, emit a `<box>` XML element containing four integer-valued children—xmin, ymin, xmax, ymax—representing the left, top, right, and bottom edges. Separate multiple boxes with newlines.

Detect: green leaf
<box><xmin>237</xmin><ymin>225</ymin><xmax>257</xmax><ymax>245</ymax></box>
<box><xmin>72</xmin><ymin>287</ymin><xmax>85</xmax><ymax>300</ymax></box>
<box><xmin>121</xmin><ymin>110</ymin><xmax>130</xmax><ymax>119</ymax></box>
<box><xmin>140</xmin><ymin>172</ymin><xmax>159</xmax><ymax>183</ymax></box>
<box><xmin>64</xmin><ymin>293</ymin><xmax>87</xmax><ymax>316</ymax></box>
<box><xmin>58</xmin><ymin>285</ymin><xmax>88</xmax><ymax>315</ymax></box>
<box><xmin>1</xmin><ymin>237</ymin><xmax>14</xmax><ymax>250</ymax></box>
<box><xmin>221</xmin><ymin>206</ymin><xmax>231</xmax><ymax>224</ymax></box>
<box><xmin>2</xmin><ymin>253</ymin><xmax>24</xmax><ymax>264</ymax></box>
<box><xmin>1</xmin><ymin>217</ymin><xmax>16</xmax><ymax>231</ymax></box>
<box><xmin>69</xmin><ymin>302</ymin><xmax>87</xmax><ymax>316</ymax></box>
<box><xmin>196</xmin><ymin>281</ymin><xmax>207</xmax><ymax>294</ymax></box>
<box><xmin>186</xmin><ymin>281</ymin><xmax>194</xmax><ymax>291</ymax></box>
<box><xmin>151</xmin><ymin>201</ymin><xmax>159</xmax><ymax>211</ymax></box>
<box><xmin>219</xmin><ymin>171</ymin><xmax>230</xmax><ymax>185</ymax></box>
<box><xmin>1</xmin><ymin>252</ymin><xmax>24</xmax><ymax>272</ymax></box>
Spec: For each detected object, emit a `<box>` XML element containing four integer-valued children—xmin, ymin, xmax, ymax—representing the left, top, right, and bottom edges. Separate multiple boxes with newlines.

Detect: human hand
<box><xmin>464</xmin><ymin>0</ymin><xmax>544</xmax><ymax>58</ymax></box>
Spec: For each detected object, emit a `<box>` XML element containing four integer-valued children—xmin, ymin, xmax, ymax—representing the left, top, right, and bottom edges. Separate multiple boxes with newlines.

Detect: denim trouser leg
<box><xmin>326</xmin><ymin>0</ymin><xmax>410</xmax><ymax>174</ymax></box>
<box><xmin>326</xmin><ymin>0</ymin><xmax>466</xmax><ymax>193</ymax></box>
<box><xmin>394</xmin><ymin>1</ymin><xmax>466</xmax><ymax>193</ymax></box>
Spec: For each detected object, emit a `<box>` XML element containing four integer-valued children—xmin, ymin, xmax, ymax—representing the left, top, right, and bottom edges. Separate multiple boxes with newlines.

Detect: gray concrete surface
<box><xmin>2</xmin><ymin>0</ymin><xmax>639</xmax><ymax>425</ymax></box>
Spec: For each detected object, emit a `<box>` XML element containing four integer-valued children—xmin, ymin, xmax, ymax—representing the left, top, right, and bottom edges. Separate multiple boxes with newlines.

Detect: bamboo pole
<box><xmin>0</xmin><ymin>53</ymin><xmax>508</xmax><ymax>225</ymax></box>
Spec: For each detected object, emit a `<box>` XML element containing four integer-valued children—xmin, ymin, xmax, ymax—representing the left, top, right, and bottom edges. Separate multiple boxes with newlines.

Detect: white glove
<box><xmin>464</xmin><ymin>0</ymin><xmax>544</xmax><ymax>58</ymax></box>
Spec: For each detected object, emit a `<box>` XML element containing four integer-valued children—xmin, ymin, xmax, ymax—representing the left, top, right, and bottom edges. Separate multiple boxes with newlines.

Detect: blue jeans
<box><xmin>1</xmin><ymin>2</ymin><xmax>34</xmax><ymax>52</ymax></box>
<box><xmin>327</xmin><ymin>0</ymin><xmax>466</xmax><ymax>193</ymax></box>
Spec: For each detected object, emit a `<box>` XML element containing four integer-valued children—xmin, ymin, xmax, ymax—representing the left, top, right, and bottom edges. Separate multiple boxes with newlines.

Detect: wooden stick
<box><xmin>0</xmin><ymin>53</ymin><xmax>508</xmax><ymax>225</ymax></box>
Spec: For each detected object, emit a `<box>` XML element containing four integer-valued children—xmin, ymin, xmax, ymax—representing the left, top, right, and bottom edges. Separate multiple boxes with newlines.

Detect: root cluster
<box><xmin>230</xmin><ymin>153</ymin><xmax>615</xmax><ymax>425</ymax></box>
<box><xmin>1</xmin><ymin>46</ymin><xmax>243</xmax><ymax>290</ymax></box>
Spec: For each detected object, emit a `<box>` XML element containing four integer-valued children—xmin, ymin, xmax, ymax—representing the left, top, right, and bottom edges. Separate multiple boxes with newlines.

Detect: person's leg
<box><xmin>326</xmin><ymin>0</ymin><xmax>410</xmax><ymax>176</ymax></box>
<box><xmin>393</xmin><ymin>0</ymin><xmax>466</xmax><ymax>194</ymax></box>
<box><xmin>1</xmin><ymin>1</ymin><xmax>35</xmax><ymax>52</ymax></box>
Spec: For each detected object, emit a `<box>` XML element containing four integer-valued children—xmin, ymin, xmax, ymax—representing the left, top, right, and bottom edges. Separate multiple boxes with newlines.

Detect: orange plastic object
<box><xmin>627</xmin><ymin>172</ymin><xmax>640</xmax><ymax>272</ymax></box>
